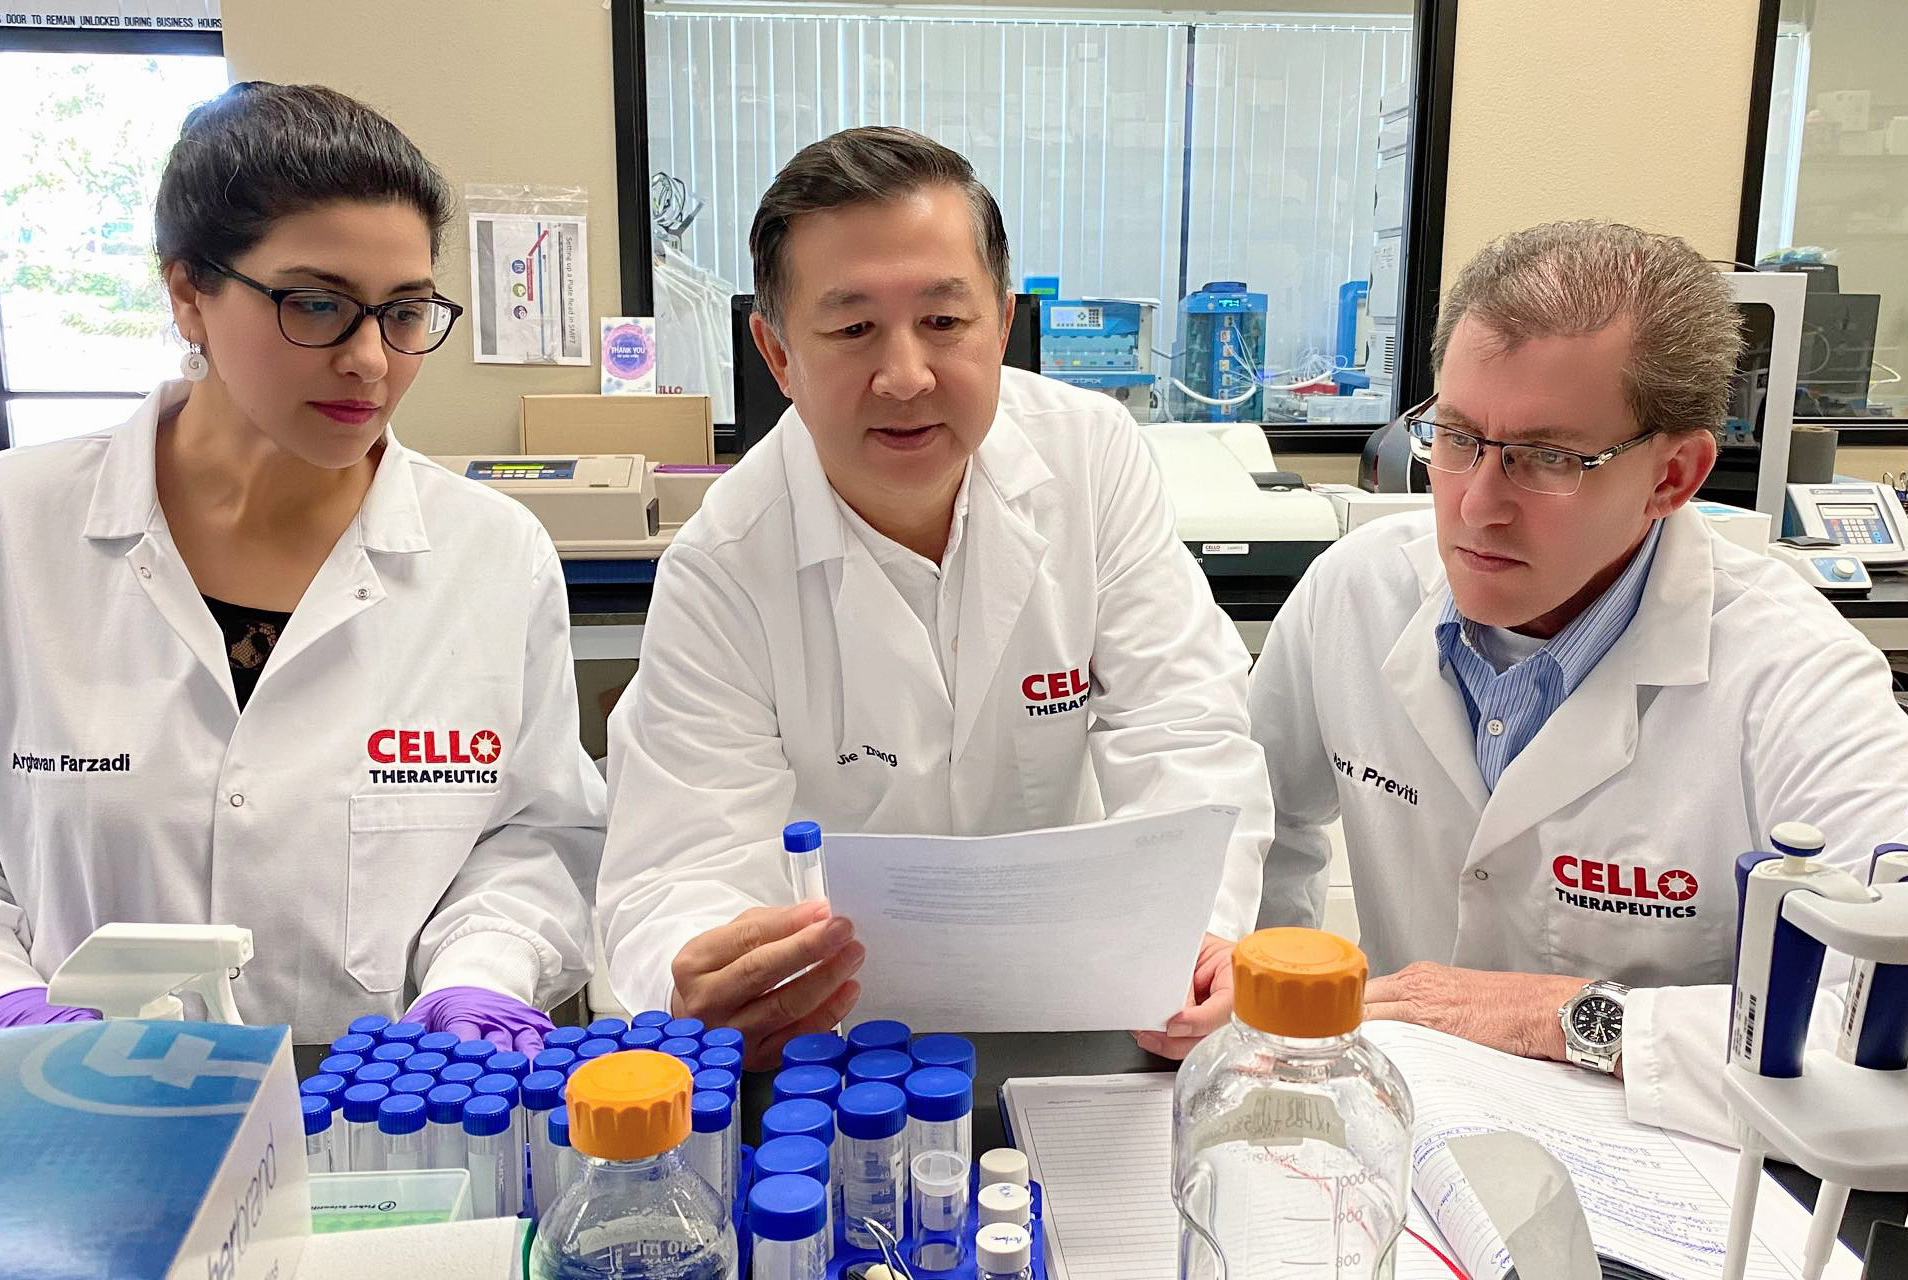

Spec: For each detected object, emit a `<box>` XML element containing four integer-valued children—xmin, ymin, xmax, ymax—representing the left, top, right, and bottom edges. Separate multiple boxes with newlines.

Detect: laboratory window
<box><xmin>1750</xmin><ymin>0</ymin><xmax>1908</xmax><ymax>424</ymax></box>
<box><xmin>0</xmin><ymin>39</ymin><xmax>228</xmax><ymax>448</ymax></box>
<box><xmin>641</xmin><ymin>3</ymin><xmax>1419</xmax><ymax>440</ymax></box>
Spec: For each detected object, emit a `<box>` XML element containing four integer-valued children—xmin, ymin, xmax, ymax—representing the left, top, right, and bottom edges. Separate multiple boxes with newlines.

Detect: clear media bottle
<box><xmin>835</xmin><ymin>1082</ymin><xmax>906</xmax><ymax>1251</ymax></box>
<box><xmin>749</xmin><ymin>1174</ymin><xmax>829</xmax><ymax>1280</ymax></box>
<box><xmin>531</xmin><ymin>1050</ymin><xmax>736</xmax><ymax>1280</ymax></box>
<box><xmin>1173</xmin><ymin>929</ymin><xmax>1412</xmax><ymax>1280</ymax></box>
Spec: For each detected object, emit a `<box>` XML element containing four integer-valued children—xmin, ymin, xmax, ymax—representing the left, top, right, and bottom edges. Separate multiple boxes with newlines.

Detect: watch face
<box><xmin>1571</xmin><ymin>995</ymin><xmax>1624</xmax><ymax>1047</ymax></box>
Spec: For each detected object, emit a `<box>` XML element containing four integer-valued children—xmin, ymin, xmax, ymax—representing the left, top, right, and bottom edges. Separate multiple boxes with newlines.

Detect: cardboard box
<box><xmin>521</xmin><ymin>393</ymin><xmax>713</xmax><ymax>465</ymax></box>
<box><xmin>0</xmin><ymin>1019</ymin><xmax>309</xmax><ymax>1279</ymax></box>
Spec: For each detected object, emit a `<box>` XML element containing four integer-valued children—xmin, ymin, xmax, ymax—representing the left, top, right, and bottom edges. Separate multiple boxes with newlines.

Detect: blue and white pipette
<box><xmin>1724</xmin><ymin>822</ymin><xmax>1888</xmax><ymax>1280</ymax></box>
<box><xmin>1838</xmin><ymin>844</ymin><xmax>1908</xmax><ymax>1072</ymax></box>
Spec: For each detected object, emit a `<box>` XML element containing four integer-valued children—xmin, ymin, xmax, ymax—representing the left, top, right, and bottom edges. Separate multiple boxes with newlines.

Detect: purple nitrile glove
<box><xmin>404</xmin><ymin>987</ymin><xmax>553</xmax><ymax>1056</ymax></box>
<box><xmin>0</xmin><ymin>986</ymin><xmax>102</xmax><ymax>1027</ymax></box>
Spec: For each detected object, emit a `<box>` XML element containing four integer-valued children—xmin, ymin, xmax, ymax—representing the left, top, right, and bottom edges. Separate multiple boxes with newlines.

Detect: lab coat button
<box><xmin>1472</xmin><ymin>868</ymin><xmax>1488</xmax><ymax>881</ymax></box>
<box><xmin>355</xmin><ymin>587</ymin><xmax>370</xmax><ymax>600</ymax></box>
<box><xmin>229</xmin><ymin>793</ymin><xmax>245</xmax><ymax>808</ymax></box>
<box><xmin>1486</xmin><ymin>718</ymin><xmax>1505</xmax><ymax>736</ymax></box>
<box><xmin>138</xmin><ymin>566</ymin><xmax>152</xmax><ymax>580</ymax></box>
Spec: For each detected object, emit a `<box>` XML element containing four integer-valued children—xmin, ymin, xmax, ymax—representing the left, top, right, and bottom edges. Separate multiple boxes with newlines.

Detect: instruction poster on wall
<box><xmin>469</xmin><ymin>212</ymin><xmax>589</xmax><ymax>365</ymax></box>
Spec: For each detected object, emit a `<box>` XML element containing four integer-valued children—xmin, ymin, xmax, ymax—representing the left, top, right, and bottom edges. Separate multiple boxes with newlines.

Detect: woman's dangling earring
<box><xmin>181</xmin><ymin>342</ymin><xmax>209</xmax><ymax>382</ymax></box>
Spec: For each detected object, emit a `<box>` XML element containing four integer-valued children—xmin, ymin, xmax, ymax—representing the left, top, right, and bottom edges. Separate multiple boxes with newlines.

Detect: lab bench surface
<box><xmin>568</xmin><ymin>576</ymin><xmax>1908</xmax><ymax>658</ymax></box>
<box><xmin>293</xmin><ymin>1032</ymin><xmax>1904</xmax><ymax>1261</ymax></box>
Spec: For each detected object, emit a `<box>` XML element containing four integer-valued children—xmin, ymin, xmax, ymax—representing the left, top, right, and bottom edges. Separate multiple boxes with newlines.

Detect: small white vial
<box><xmin>301</xmin><ymin>1096</ymin><xmax>335</xmax><ymax>1175</ymax></box>
<box><xmin>463</xmin><ymin>1095</ymin><xmax>521</xmax><ymax>1219</ymax></box>
<box><xmin>749</xmin><ymin>1173</ymin><xmax>830</xmax><ymax>1280</ymax></box>
<box><xmin>836</xmin><ymin>1083</ymin><xmax>907</xmax><ymax>1251</ymax></box>
<box><xmin>978</xmin><ymin>1148</ymin><xmax>1030</xmax><ymax>1188</ymax></box>
<box><xmin>910</xmin><ymin>1150</ymin><xmax>970</xmax><ymax>1272</ymax></box>
<box><xmin>978</xmin><ymin>1181</ymin><xmax>1033</xmax><ymax>1228</ymax></box>
<box><xmin>377</xmin><ymin>1094</ymin><xmax>427</xmax><ymax>1171</ymax></box>
<box><xmin>976</xmin><ymin>1223</ymin><xmax>1034</xmax><ymax>1280</ymax></box>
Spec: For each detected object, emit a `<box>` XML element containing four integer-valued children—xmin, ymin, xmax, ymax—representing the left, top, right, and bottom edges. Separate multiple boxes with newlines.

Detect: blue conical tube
<box><xmin>785</xmin><ymin>821</ymin><xmax>827</xmax><ymax>905</ymax></box>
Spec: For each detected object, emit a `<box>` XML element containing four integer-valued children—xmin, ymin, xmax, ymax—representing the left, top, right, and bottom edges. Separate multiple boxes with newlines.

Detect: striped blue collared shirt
<box><xmin>1435</xmin><ymin>520</ymin><xmax>1664</xmax><ymax>791</ymax></box>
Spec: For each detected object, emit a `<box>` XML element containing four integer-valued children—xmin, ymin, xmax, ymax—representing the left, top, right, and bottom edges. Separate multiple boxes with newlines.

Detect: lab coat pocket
<box><xmin>346</xmin><ymin>791</ymin><xmax>498</xmax><ymax>993</ymax></box>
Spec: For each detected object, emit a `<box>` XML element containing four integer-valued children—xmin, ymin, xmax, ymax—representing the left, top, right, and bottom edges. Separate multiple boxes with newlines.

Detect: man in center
<box><xmin>598</xmin><ymin>127</ymin><xmax>1274</xmax><ymax>1067</ymax></box>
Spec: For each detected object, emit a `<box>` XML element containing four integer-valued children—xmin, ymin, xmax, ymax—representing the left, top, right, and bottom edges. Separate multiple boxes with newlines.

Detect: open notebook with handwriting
<box><xmin>1000</xmin><ymin>1021</ymin><xmax>1860</xmax><ymax>1280</ymax></box>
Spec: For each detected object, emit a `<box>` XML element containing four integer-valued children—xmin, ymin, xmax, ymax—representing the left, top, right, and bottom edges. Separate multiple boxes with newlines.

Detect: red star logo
<box><xmin>470</xmin><ymin>730</ymin><xmax>502</xmax><ymax>764</ymax></box>
<box><xmin>1657</xmin><ymin>869</ymin><xmax>1699</xmax><ymax>902</ymax></box>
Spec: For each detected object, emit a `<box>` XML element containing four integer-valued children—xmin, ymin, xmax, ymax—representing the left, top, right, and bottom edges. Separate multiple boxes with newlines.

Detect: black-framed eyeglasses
<box><xmin>204</xmin><ymin>261</ymin><xmax>464</xmax><ymax>355</ymax></box>
<box><xmin>1406</xmin><ymin>403</ymin><xmax>1661</xmax><ymax>497</ymax></box>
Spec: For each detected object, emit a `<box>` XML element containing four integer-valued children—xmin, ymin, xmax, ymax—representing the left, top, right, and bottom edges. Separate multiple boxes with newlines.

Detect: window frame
<box><xmin>609</xmin><ymin>0</ymin><xmax>1459</xmax><ymax>455</ymax></box>
<box><xmin>1736</xmin><ymin>0</ymin><xmax>1908</xmax><ymax>442</ymax></box>
<box><xmin>0</xmin><ymin>21</ymin><xmax>224</xmax><ymax>451</ymax></box>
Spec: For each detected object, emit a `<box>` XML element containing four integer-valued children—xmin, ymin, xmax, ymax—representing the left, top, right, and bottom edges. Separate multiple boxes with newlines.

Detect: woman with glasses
<box><xmin>0</xmin><ymin>82</ymin><xmax>602</xmax><ymax>1051</ymax></box>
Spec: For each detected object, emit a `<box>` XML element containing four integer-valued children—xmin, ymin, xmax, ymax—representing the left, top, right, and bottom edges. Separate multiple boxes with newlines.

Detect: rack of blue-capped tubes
<box><xmin>297</xmin><ymin>1012</ymin><xmax>1050</xmax><ymax>1278</ymax></box>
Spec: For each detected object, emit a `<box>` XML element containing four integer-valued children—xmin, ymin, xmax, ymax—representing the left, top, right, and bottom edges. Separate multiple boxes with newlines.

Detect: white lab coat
<box><xmin>601</xmin><ymin>368</ymin><xmax>1274</xmax><ymax>1013</ymax></box>
<box><xmin>1250</xmin><ymin>505</ymin><xmax>1908</xmax><ymax>1143</ymax></box>
<box><xmin>0</xmin><ymin>382</ymin><xmax>605</xmax><ymax>1042</ymax></box>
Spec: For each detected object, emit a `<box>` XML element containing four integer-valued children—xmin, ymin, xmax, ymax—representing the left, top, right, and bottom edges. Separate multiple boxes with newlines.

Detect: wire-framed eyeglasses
<box><xmin>1406</xmin><ymin>405</ymin><xmax>1660</xmax><ymax>497</ymax></box>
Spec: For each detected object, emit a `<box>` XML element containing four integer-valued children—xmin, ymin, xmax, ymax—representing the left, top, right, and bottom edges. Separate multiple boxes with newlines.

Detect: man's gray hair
<box><xmin>748</xmin><ymin>126</ymin><xmax>1012</xmax><ymax>333</ymax></box>
<box><xmin>1432</xmin><ymin>219</ymin><xmax>1743</xmax><ymax>437</ymax></box>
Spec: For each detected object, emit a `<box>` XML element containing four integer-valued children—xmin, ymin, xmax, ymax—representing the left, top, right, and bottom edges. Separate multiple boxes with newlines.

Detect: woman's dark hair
<box><xmin>154</xmin><ymin>81</ymin><xmax>454</xmax><ymax>289</ymax></box>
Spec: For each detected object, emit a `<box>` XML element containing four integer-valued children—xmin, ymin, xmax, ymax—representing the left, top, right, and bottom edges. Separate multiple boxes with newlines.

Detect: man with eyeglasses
<box><xmin>1248</xmin><ymin>220</ymin><xmax>1908</xmax><ymax>1142</ymax></box>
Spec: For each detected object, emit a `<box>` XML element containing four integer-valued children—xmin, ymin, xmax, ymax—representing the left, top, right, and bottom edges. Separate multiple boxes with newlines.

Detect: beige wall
<box><xmin>219</xmin><ymin>0</ymin><xmax>622</xmax><ymax>456</ymax></box>
<box><xmin>1440</xmin><ymin>0</ymin><xmax>1760</xmax><ymax>287</ymax></box>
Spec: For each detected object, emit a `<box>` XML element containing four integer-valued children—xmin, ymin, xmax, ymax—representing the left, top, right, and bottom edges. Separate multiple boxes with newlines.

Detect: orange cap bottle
<box><xmin>1231</xmin><ymin>927</ymin><xmax>1368</xmax><ymax>1038</ymax></box>
<box><xmin>566</xmin><ymin>1050</ymin><xmax>694</xmax><ymax>1161</ymax></box>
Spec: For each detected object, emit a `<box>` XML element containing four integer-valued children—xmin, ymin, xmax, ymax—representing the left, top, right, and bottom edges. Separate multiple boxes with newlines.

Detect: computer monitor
<box><xmin>729</xmin><ymin>292</ymin><xmax>1041</xmax><ymax>456</ymax></box>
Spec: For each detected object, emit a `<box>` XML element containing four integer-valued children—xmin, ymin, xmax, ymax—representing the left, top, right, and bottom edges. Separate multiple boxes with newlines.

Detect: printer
<box><xmin>1139</xmin><ymin>422</ymin><xmax>1339</xmax><ymax>582</ymax></box>
<box><xmin>435</xmin><ymin>453</ymin><xmax>672</xmax><ymax>559</ymax></box>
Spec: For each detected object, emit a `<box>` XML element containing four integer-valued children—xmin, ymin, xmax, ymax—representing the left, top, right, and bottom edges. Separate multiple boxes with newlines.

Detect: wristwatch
<box><xmin>1559</xmin><ymin>980</ymin><xmax>1629</xmax><ymax>1074</ymax></box>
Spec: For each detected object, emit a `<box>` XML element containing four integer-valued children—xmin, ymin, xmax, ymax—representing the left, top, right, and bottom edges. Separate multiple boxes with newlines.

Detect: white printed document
<box><xmin>819</xmin><ymin>805</ymin><xmax>1238</xmax><ymax>1034</ymax></box>
<box><xmin>1001</xmin><ymin>1022</ymin><xmax>1862</xmax><ymax>1280</ymax></box>
<box><xmin>468</xmin><ymin>212</ymin><xmax>589</xmax><ymax>365</ymax></box>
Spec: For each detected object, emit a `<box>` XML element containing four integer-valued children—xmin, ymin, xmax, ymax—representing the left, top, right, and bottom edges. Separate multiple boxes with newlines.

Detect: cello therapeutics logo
<box><xmin>1021</xmin><ymin>667</ymin><xmax>1091</xmax><ymax>717</ymax></box>
<box><xmin>1552</xmin><ymin>855</ymin><xmax>1700</xmax><ymax>919</ymax></box>
<box><xmin>366</xmin><ymin>729</ymin><xmax>502</xmax><ymax>785</ymax></box>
